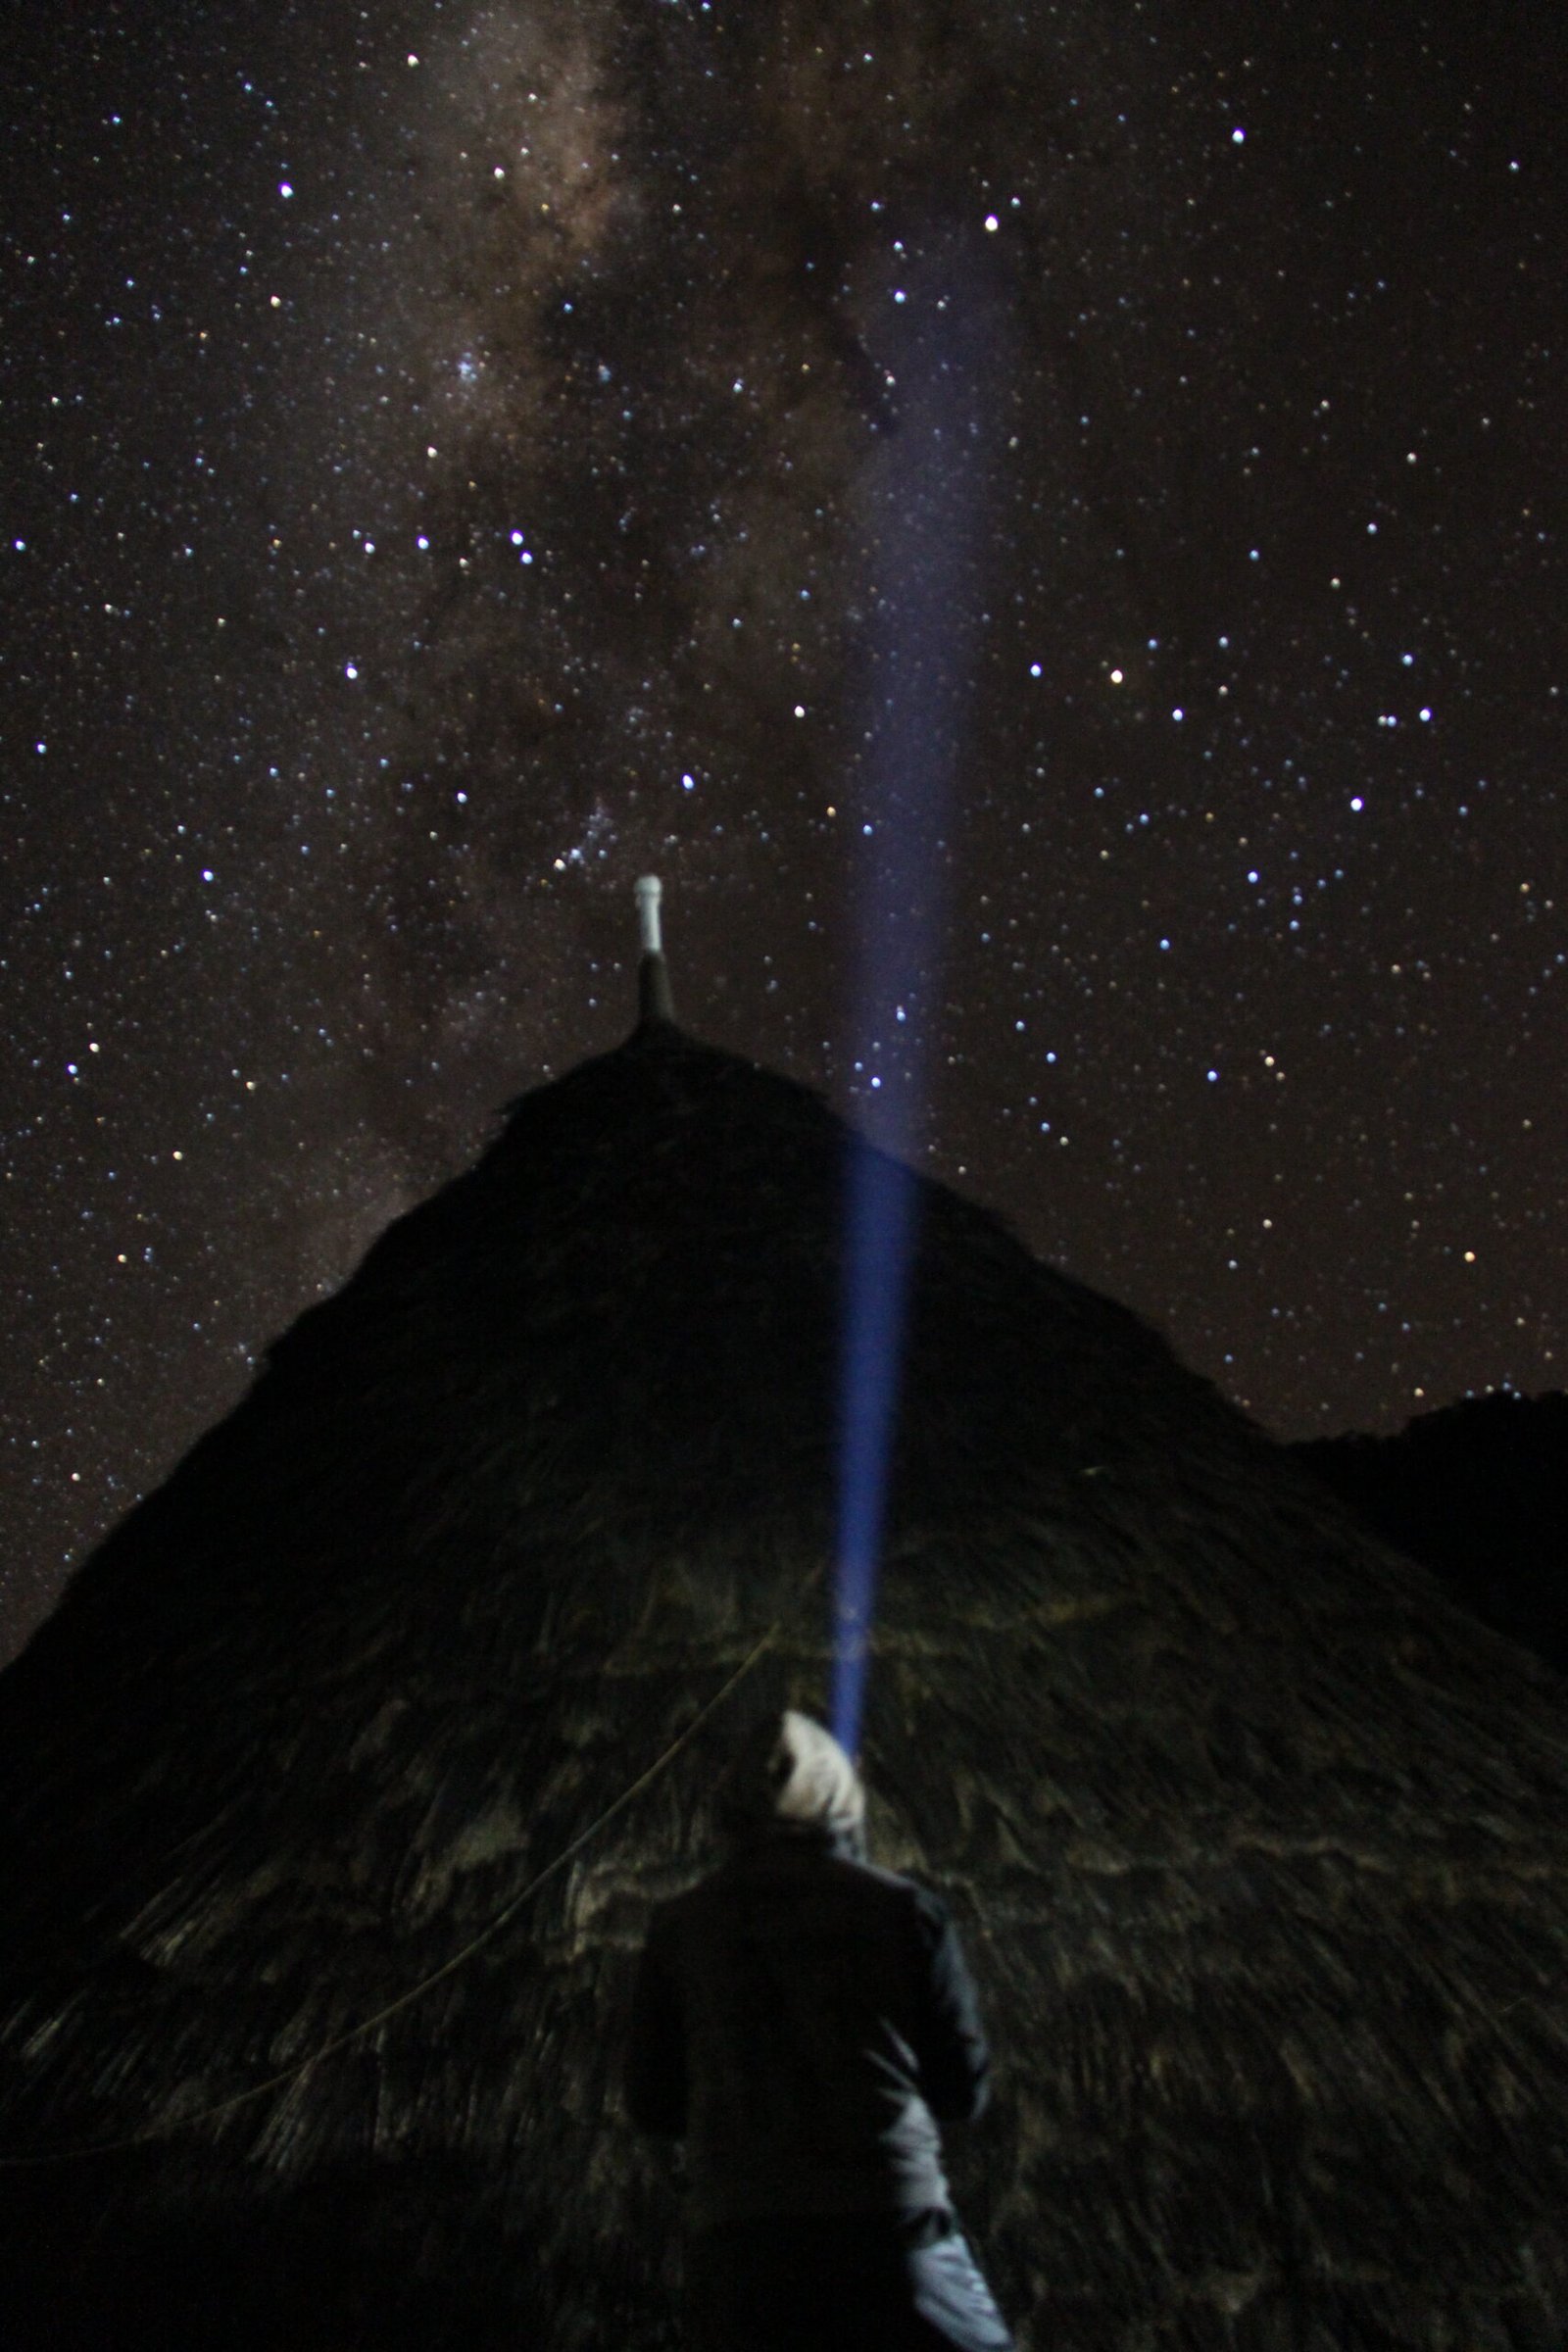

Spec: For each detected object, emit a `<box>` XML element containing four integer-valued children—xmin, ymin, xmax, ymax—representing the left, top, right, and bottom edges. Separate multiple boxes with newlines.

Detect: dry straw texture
<box><xmin>1</xmin><ymin>1021</ymin><xmax>1565</xmax><ymax>2348</ymax></box>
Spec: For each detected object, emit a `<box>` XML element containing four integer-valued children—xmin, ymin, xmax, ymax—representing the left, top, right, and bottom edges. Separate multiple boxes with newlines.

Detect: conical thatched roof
<box><xmin>2</xmin><ymin>1017</ymin><xmax>1566</xmax><ymax>2350</ymax></box>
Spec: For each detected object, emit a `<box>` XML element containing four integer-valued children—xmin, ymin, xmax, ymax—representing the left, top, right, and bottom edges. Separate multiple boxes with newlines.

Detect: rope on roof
<box><xmin>0</xmin><ymin>1616</ymin><xmax>783</xmax><ymax>2168</ymax></box>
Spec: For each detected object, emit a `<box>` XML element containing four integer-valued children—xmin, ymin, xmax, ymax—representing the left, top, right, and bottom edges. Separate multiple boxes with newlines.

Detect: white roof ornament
<box><xmin>634</xmin><ymin>874</ymin><xmax>663</xmax><ymax>956</ymax></box>
<box><xmin>634</xmin><ymin>874</ymin><xmax>675</xmax><ymax>1026</ymax></box>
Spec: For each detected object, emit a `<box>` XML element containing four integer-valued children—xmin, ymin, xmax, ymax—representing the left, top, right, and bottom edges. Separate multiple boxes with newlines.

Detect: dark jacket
<box><xmin>625</xmin><ymin>1826</ymin><xmax>992</xmax><ymax>2233</ymax></box>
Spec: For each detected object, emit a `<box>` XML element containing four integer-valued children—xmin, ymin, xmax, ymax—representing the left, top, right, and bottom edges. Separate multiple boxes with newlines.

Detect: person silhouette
<box><xmin>627</xmin><ymin>1709</ymin><xmax>1012</xmax><ymax>2350</ymax></box>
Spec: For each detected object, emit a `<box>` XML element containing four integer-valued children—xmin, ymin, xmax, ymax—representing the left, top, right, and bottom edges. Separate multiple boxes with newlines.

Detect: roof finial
<box><xmin>634</xmin><ymin>875</ymin><xmax>675</xmax><ymax>1026</ymax></box>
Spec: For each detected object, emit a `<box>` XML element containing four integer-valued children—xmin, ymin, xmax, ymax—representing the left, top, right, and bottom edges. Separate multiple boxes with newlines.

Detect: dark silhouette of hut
<box><xmin>2</xmin><ymin>931</ymin><xmax>1567</xmax><ymax>2351</ymax></box>
<box><xmin>1293</xmin><ymin>1390</ymin><xmax>1568</xmax><ymax>1677</ymax></box>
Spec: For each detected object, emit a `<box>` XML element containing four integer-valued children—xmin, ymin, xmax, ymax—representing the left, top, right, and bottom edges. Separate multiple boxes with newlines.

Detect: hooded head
<box><xmin>716</xmin><ymin>1709</ymin><xmax>866</xmax><ymax>1851</ymax></box>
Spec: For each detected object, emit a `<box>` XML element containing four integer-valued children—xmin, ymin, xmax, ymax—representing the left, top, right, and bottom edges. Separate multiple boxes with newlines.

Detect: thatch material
<box><xmin>2</xmin><ymin>1021</ymin><xmax>1566</xmax><ymax>2350</ymax></box>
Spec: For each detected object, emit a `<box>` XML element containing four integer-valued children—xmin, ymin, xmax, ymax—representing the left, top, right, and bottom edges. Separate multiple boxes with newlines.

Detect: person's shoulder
<box><xmin>835</xmin><ymin>1854</ymin><xmax>913</xmax><ymax>1895</ymax></box>
<box><xmin>833</xmin><ymin>1855</ymin><xmax>953</xmax><ymax>1931</ymax></box>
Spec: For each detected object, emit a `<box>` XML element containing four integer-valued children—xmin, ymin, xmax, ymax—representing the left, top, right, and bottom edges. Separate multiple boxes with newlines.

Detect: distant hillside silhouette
<box><xmin>1293</xmin><ymin>1391</ymin><xmax>1568</xmax><ymax>1675</ymax></box>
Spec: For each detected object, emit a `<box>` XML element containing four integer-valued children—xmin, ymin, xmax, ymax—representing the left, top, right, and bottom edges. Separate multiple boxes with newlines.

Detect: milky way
<box><xmin>4</xmin><ymin>0</ymin><xmax>1564</xmax><ymax>1652</ymax></box>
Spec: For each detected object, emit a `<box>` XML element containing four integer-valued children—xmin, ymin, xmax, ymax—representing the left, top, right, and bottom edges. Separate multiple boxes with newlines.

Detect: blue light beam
<box><xmin>830</xmin><ymin>219</ymin><xmax>1008</xmax><ymax>1758</ymax></box>
<box><xmin>832</xmin><ymin>1139</ymin><xmax>917</xmax><ymax>1753</ymax></box>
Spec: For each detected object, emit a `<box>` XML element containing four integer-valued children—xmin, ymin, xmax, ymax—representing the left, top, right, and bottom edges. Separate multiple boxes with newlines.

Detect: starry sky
<box><xmin>4</xmin><ymin>0</ymin><xmax>1563</xmax><ymax>1656</ymax></box>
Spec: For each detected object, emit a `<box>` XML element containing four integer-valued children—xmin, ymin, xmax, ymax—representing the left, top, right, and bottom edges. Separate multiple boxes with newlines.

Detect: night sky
<box><xmin>4</xmin><ymin>0</ymin><xmax>1563</xmax><ymax>1657</ymax></box>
